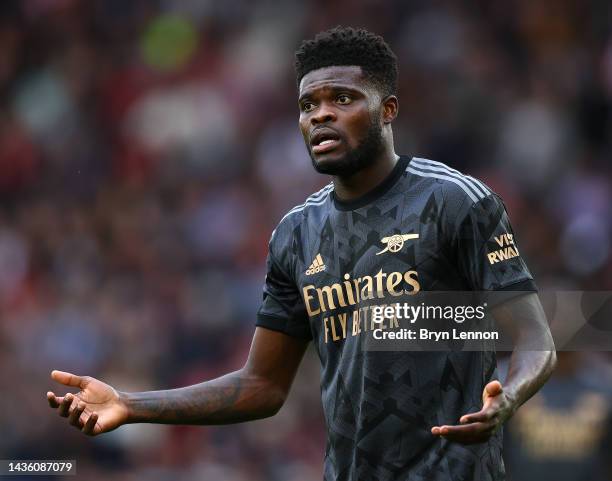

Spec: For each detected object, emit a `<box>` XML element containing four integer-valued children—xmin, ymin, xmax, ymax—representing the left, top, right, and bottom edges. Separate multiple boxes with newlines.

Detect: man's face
<box><xmin>298</xmin><ymin>66</ymin><xmax>384</xmax><ymax>177</ymax></box>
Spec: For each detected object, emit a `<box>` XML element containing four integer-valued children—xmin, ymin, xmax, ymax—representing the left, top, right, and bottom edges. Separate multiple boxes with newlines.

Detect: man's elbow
<box><xmin>543</xmin><ymin>325</ymin><xmax>557</xmax><ymax>378</ymax></box>
<box><xmin>260</xmin><ymin>383</ymin><xmax>288</xmax><ymax>418</ymax></box>
<box><xmin>546</xmin><ymin>348</ymin><xmax>557</xmax><ymax>379</ymax></box>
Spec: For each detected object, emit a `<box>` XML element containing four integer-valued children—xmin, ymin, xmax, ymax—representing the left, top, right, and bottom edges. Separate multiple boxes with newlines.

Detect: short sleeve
<box><xmin>452</xmin><ymin>193</ymin><xmax>537</xmax><ymax>293</ymax></box>
<box><xmin>256</xmin><ymin>230</ymin><xmax>312</xmax><ymax>340</ymax></box>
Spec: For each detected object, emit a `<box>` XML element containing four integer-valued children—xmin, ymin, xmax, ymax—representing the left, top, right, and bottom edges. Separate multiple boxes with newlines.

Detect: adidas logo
<box><xmin>305</xmin><ymin>254</ymin><xmax>326</xmax><ymax>275</ymax></box>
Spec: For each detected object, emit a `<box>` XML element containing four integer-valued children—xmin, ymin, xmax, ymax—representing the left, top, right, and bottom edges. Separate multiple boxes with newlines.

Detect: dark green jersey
<box><xmin>257</xmin><ymin>156</ymin><xmax>536</xmax><ymax>481</ymax></box>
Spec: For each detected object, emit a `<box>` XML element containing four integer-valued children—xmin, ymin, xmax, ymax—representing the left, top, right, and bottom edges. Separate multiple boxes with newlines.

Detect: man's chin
<box><xmin>311</xmin><ymin>156</ymin><xmax>353</xmax><ymax>176</ymax></box>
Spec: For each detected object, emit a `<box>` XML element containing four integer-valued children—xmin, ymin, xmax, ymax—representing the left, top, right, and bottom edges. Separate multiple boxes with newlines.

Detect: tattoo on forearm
<box><xmin>125</xmin><ymin>371</ymin><xmax>281</xmax><ymax>425</ymax></box>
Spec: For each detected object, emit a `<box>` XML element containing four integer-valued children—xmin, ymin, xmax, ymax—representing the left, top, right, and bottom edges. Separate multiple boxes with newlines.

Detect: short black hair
<box><xmin>295</xmin><ymin>26</ymin><xmax>398</xmax><ymax>97</ymax></box>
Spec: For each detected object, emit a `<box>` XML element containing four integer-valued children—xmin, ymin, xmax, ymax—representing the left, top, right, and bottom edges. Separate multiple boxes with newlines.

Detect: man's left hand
<box><xmin>431</xmin><ymin>380</ymin><xmax>515</xmax><ymax>444</ymax></box>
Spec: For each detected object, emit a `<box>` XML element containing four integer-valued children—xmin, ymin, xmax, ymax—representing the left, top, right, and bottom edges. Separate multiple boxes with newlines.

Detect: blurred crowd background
<box><xmin>1</xmin><ymin>0</ymin><xmax>611</xmax><ymax>479</ymax></box>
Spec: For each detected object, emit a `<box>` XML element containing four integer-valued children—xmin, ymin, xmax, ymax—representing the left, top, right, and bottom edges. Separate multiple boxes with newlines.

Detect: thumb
<box><xmin>51</xmin><ymin>370</ymin><xmax>85</xmax><ymax>388</ymax></box>
<box><xmin>484</xmin><ymin>380</ymin><xmax>503</xmax><ymax>399</ymax></box>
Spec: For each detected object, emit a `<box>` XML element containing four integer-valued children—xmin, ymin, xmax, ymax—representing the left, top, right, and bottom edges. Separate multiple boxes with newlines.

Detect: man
<box><xmin>47</xmin><ymin>27</ymin><xmax>556</xmax><ymax>480</ymax></box>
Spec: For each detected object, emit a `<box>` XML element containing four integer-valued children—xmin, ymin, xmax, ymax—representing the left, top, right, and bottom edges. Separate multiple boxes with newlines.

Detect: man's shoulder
<box><xmin>270</xmin><ymin>182</ymin><xmax>334</xmax><ymax>245</ymax></box>
<box><xmin>406</xmin><ymin>157</ymin><xmax>495</xmax><ymax>205</ymax></box>
<box><xmin>276</xmin><ymin>182</ymin><xmax>334</xmax><ymax>227</ymax></box>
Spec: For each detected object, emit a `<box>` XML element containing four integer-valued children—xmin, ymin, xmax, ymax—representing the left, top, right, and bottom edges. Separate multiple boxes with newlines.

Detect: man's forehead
<box><xmin>299</xmin><ymin>65</ymin><xmax>367</xmax><ymax>94</ymax></box>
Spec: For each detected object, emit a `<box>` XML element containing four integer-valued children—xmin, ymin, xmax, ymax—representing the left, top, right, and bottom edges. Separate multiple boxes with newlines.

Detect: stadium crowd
<box><xmin>0</xmin><ymin>0</ymin><xmax>611</xmax><ymax>479</ymax></box>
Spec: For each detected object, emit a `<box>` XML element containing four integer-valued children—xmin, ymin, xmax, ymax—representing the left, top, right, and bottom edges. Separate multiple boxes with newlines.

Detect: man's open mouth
<box><xmin>311</xmin><ymin>129</ymin><xmax>342</xmax><ymax>154</ymax></box>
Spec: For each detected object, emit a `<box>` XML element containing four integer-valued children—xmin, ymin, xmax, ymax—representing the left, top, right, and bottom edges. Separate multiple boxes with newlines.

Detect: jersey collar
<box><xmin>332</xmin><ymin>155</ymin><xmax>412</xmax><ymax>211</ymax></box>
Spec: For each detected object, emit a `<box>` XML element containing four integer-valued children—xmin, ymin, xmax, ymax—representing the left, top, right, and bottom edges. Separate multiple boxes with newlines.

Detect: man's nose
<box><xmin>311</xmin><ymin>103</ymin><xmax>337</xmax><ymax>125</ymax></box>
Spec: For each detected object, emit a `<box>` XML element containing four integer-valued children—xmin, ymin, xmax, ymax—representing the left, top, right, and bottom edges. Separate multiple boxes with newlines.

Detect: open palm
<box><xmin>47</xmin><ymin>370</ymin><xmax>129</xmax><ymax>436</ymax></box>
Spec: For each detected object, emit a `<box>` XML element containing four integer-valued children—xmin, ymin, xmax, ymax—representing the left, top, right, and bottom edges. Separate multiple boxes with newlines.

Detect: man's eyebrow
<box><xmin>298</xmin><ymin>85</ymin><xmax>363</xmax><ymax>103</ymax></box>
<box><xmin>298</xmin><ymin>92</ymin><xmax>312</xmax><ymax>103</ymax></box>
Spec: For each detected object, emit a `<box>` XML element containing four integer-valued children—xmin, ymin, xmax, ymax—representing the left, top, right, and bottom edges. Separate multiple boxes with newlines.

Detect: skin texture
<box><xmin>47</xmin><ymin>65</ymin><xmax>556</xmax><ymax>444</ymax></box>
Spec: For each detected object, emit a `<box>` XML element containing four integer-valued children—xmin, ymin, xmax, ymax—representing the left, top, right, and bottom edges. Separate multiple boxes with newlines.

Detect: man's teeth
<box><xmin>319</xmin><ymin>139</ymin><xmax>335</xmax><ymax>145</ymax></box>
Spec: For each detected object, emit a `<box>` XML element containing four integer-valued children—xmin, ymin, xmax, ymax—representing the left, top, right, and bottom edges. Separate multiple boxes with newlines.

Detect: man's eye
<box><xmin>302</xmin><ymin>102</ymin><xmax>315</xmax><ymax>112</ymax></box>
<box><xmin>336</xmin><ymin>95</ymin><xmax>351</xmax><ymax>104</ymax></box>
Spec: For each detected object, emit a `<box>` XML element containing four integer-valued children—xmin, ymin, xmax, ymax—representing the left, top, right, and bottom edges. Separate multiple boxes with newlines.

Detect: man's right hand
<box><xmin>47</xmin><ymin>370</ymin><xmax>129</xmax><ymax>436</ymax></box>
<box><xmin>46</xmin><ymin>328</ymin><xmax>309</xmax><ymax>429</ymax></box>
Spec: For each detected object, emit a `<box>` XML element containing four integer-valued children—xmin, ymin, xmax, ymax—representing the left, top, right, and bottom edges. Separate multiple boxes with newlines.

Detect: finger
<box><xmin>47</xmin><ymin>392</ymin><xmax>62</xmax><ymax>408</ymax></box>
<box><xmin>82</xmin><ymin>412</ymin><xmax>99</xmax><ymax>436</ymax></box>
<box><xmin>439</xmin><ymin>422</ymin><xmax>495</xmax><ymax>437</ymax></box>
<box><xmin>484</xmin><ymin>380</ymin><xmax>503</xmax><ymax>398</ymax></box>
<box><xmin>51</xmin><ymin>370</ymin><xmax>85</xmax><ymax>388</ymax></box>
<box><xmin>58</xmin><ymin>393</ymin><xmax>74</xmax><ymax>417</ymax></box>
<box><xmin>460</xmin><ymin>408</ymin><xmax>496</xmax><ymax>424</ymax></box>
<box><xmin>68</xmin><ymin>401</ymin><xmax>86</xmax><ymax>428</ymax></box>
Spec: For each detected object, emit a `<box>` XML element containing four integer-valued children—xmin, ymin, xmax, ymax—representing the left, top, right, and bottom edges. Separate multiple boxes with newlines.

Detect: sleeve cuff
<box><xmin>496</xmin><ymin>278</ymin><xmax>538</xmax><ymax>292</ymax></box>
<box><xmin>256</xmin><ymin>313</ymin><xmax>313</xmax><ymax>341</ymax></box>
<box><xmin>487</xmin><ymin>278</ymin><xmax>538</xmax><ymax>307</ymax></box>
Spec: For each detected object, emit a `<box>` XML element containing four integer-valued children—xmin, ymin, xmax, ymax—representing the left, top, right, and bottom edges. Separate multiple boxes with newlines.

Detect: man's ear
<box><xmin>382</xmin><ymin>95</ymin><xmax>398</xmax><ymax>124</ymax></box>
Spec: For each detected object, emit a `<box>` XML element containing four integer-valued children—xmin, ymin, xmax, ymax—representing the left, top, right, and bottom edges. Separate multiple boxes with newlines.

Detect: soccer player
<box><xmin>47</xmin><ymin>27</ymin><xmax>556</xmax><ymax>480</ymax></box>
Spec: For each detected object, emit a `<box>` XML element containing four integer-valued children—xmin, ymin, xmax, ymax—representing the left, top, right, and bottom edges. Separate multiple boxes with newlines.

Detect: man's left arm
<box><xmin>432</xmin><ymin>292</ymin><xmax>556</xmax><ymax>443</ymax></box>
<box><xmin>432</xmin><ymin>187</ymin><xmax>556</xmax><ymax>443</ymax></box>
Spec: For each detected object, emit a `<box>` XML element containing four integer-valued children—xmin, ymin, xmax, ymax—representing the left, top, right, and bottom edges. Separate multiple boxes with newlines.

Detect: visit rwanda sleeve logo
<box><xmin>376</xmin><ymin>233</ymin><xmax>419</xmax><ymax>255</ymax></box>
<box><xmin>487</xmin><ymin>233</ymin><xmax>520</xmax><ymax>264</ymax></box>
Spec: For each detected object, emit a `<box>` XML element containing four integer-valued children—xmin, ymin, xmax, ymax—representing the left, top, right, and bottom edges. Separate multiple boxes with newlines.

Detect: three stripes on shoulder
<box><xmin>280</xmin><ymin>182</ymin><xmax>334</xmax><ymax>223</ymax></box>
<box><xmin>407</xmin><ymin>157</ymin><xmax>492</xmax><ymax>203</ymax></box>
<box><xmin>280</xmin><ymin>157</ymin><xmax>491</xmax><ymax>224</ymax></box>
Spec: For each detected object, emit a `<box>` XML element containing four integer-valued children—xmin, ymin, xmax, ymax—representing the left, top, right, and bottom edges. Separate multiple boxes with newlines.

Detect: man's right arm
<box><xmin>125</xmin><ymin>327</ymin><xmax>309</xmax><ymax>424</ymax></box>
<box><xmin>47</xmin><ymin>327</ymin><xmax>309</xmax><ymax>435</ymax></box>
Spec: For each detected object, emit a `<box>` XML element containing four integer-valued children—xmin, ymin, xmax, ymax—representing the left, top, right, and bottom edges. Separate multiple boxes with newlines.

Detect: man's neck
<box><xmin>332</xmin><ymin>145</ymin><xmax>399</xmax><ymax>202</ymax></box>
